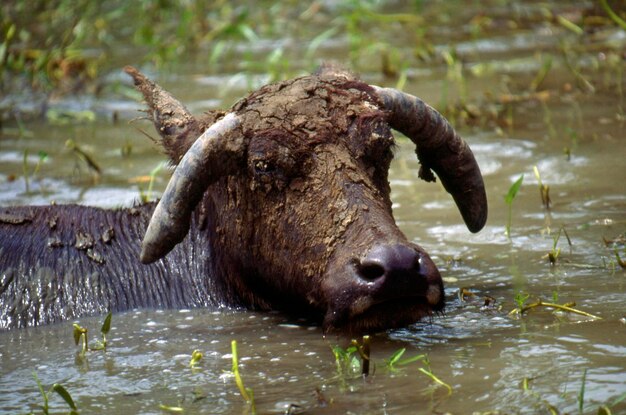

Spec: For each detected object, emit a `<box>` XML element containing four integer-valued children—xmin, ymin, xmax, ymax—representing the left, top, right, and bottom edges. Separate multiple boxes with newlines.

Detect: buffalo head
<box><xmin>126</xmin><ymin>65</ymin><xmax>487</xmax><ymax>333</ymax></box>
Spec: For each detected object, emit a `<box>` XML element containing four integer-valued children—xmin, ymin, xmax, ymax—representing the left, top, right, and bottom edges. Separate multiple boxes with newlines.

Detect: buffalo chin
<box><xmin>322</xmin><ymin>296</ymin><xmax>444</xmax><ymax>335</ymax></box>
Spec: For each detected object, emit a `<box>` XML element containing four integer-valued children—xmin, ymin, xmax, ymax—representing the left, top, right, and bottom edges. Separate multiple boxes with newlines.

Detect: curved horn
<box><xmin>372</xmin><ymin>86</ymin><xmax>487</xmax><ymax>233</ymax></box>
<box><xmin>140</xmin><ymin>113</ymin><xmax>244</xmax><ymax>264</ymax></box>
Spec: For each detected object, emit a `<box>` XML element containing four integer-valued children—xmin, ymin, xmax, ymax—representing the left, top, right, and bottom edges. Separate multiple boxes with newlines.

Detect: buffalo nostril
<box><xmin>356</xmin><ymin>244</ymin><xmax>421</xmax><ymax>282</ymax></box>
<box><xmin>357</xmin><ymin>261</ymin><xmax>386</xmax><ymax>281</ymax></box>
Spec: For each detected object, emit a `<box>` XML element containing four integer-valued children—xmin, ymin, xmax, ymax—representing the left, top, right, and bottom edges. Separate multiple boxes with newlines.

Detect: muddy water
<box><xmin>1</xmin><ymin>1</ymin><xmax>625</xmax><ymax>414</ymax></box>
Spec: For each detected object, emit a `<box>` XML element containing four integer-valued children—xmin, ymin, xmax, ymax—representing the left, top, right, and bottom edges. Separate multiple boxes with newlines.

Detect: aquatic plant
<box><xmin>578</xmin><ymin>368</ymin><xmax>588</xmax><ymax>414</ymax></box>
<box><xmin>520</xmin><ymin>374</ymin><xmax>561</xmax><ymax>414</ymax></box>
<box><xmin>529</xmin><ymin>56</ymin><xmax>553</xmax><ymax>92</ymax></box>
<box><xmin>383</xmin><ymin>347</ymin><xmax>454</xmax><ymax>394</ymax></box>
<box><xmin>65</xmin><ymin>139</ymin><xmax>102</xmax><ymax>180</ymax></box>
<box><xmin>231</xmin><ymin>340</ymin><xmax>256</xmax><ymax>414</ymax></box>
<box><xmin>331</xmin><ymin>335</ymin><xmax>372</xmax><ymax>378</ymax></box>
<box><xmin>544</xmin><ymin>226</ymin><xmax>572</xmax><ymax>265</ymax></box>
<box><xmin>73</xmin><ymin>311</ymin><xmax>112</xmax><ymax>355</ymax></box>
<box><xmin>333</xmin><ymin>339</ymin><xmax>451</xmax><ymax>394</ymax></box>
<box><xmin>72</xmin><ymin>323</ymin><xmax>88</xmax><ymax>355</ymax></box>
<box><xmin>30</xmin><ymin>372</ymin><xmax>78</xmax><ymax>415</ymax></box>
<box><xmin>189</xmin><ymin>349</ymin><xmax>203</xmax><ymax>369</ymax></box>
<box><xmin>138</xmin><ymin>161</ymin><xmax>167</xmax><ymax>203</ymax></box>
<box><xmin>561</xmin><ymin>40</ymin><xmax>595</xmax><ymax>94</ymax></box>
<box><xmin>441</xmin><ymin>48</ymin><xmax>468</xmax><ymax>110</ymax></box>
<box><xmin>557</xmin><ymin>14</ymin><xmax>584</xmax><ymax>35</ymax></box>
<box><xmin>513</xmin><ymin>291</ymin><xmax>530</xmax><ymax>311</ymax></box>
<box><xmin>22</xmin><ymin>149</ymin><xmax>48</xmax><ymax>194</ymax></box>
<box><xmin>384</xmin><ymin>348</ymin><xmax>427</xmax><ymax>372</ymax></box>
<box><xmin>599</xmin><ymin>0</ymin><xmax>626</xmax><ymax>31</ymax></box>
<box><xmin>533</xmin><ymin>166</ymin><xmax>550</xmax><ymax>210</ymax></box>
<box><xmin>509</xmin><ymin>296</ymin><xmax>601</xmax><ymax>320</ymax></box>
<box><xmin>603</xmin><ymin>235</ymin><xmax>626</xmax><ymax>270</ymax></box>
<box><xmin>504</xmin><ymin>174</ymin><xmax>524</xmax><ymax>239</ymax></box>
<box><xmin>614</xmin><ymin>250</ymin><xmax>626</xmax><ymax>269</ymax></box>
<box><xmin>417</xmin><ymin>356</ymin><xmax>452</xmax><ymax>395</ymax></box>
<box><xmin>355</xmin><ymin>335</ymin><xmax>371</xmax><ymax>376</ymax></box>
<box><xmin>46</xmin><ymin>109</ymin><xmax>96</xmax><ymax>126</ymax></box>
<box><xmin>158</xmin><ymin>403</ymin><xmax>184</xmax><ymax>413</ymax></box>
<box><xmin>521</xmin><ymin>368</ymin><xmax>626</xmax><ymax>415</ymax></box>
<box><xmin>331</xmin><ymin>343</ymin><xmax>361</xmax><ymax>379</ymax></box>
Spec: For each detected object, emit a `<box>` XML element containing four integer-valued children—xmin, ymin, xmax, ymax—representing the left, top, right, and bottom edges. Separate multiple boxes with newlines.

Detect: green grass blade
<box><xmin>600</xmin><ymin>0</ymin><xmax>626</xmax><ymax>30</ymax></box>
<box><xmin>100</xmin><ymin>312</ymin><xmax>112</xmax><ymax>335</ymax></box>
<box><xmin>159</xmin><ymin>404</ymin><xmax>184</xmax><ymax>412</ymax></box>
<box><xmin>386</xmin><ymin>348</ymin><xmax>406</xmax><ymax>367</ymax></box>
<box><xmin>72</xmin><ymin>324</ymin><xmax>84</xmax><ymax>346</ymax></box>
<box><xmin>52</xmin><ymin>384</ymin><xmax>77</xmax><ymax>410</ymax></box>
<box><xmin>505</xmin><ymin>174</ymin><xmax>524</xmax><ymax>205</ymax></box>
<box><xmin>579</xmin><ymin>368</ymin><xmax>587</xmax><ymax>413</ymax></box>
<box><xmin>398</xmin><ymin>354</ymin><xmax>427</xmax><ymax>366</ymax></box>
<box><xmin>418</xmin><ymin>367</ymin><xmax>452</xmax><ymax>395</ymax></box>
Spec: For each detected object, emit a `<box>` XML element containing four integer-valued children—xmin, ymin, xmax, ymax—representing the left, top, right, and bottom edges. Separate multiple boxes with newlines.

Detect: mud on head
<box><xmin>128</xmin><ymin>67</ymin><xmax>487</xmax><ymax>333</ymax></box>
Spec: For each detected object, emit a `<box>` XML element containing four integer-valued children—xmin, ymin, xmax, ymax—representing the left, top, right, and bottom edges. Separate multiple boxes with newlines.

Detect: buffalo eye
<box><xmin>254</xmin><ymin>160</ymin><xmax>274</xmax><ymax>174</ymax></box>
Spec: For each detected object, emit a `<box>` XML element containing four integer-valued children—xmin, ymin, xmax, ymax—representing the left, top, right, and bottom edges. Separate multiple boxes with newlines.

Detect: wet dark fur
<box><xmin>0</xmin><ymin>203</ymin><xmax>239</xmax><ymax>328</ymax></box>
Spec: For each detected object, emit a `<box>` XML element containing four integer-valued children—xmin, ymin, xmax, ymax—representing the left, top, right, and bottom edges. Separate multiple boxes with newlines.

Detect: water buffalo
<box><xmin>0</xmin><ymin>65</ymin><xmax>487</xmax><ymax>333</ymax></box>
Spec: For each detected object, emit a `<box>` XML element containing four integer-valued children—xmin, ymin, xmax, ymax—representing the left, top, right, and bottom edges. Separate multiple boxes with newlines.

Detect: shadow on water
<box><xmin>1</xmin><ymin>1</ymin><xmax>625</xmax><ymax>414</ymax></box>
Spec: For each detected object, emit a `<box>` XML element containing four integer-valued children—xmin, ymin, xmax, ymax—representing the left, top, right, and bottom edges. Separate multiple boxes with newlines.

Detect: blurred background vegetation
<box><xmin>1</xmin><ymin>0</ymin><xmax>624</xmax><ymax>116</ymax></box>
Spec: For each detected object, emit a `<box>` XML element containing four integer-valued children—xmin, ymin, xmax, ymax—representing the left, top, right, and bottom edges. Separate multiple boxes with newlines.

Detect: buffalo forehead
<box><xmin>238</xmin><ymin>76</ymin><xmax>378</xmax><ymax>141</ymax></box>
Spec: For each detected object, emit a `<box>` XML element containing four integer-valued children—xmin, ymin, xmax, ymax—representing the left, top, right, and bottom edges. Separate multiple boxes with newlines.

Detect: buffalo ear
<box><xmin>372</xmin><ymin>86</ymin><xmax>487</xmax><ymax>233</ymax></box>
<box><xmin>140</xmin><ymin>113</ymin><xmax>244</xmax><ymax>264</ymax></box>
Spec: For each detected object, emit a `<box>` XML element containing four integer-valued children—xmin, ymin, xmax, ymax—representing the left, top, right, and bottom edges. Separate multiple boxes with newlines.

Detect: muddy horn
<box><xmin>372</xmin><ymin>86</ymin><xmax>487</xmax><ymax>233</ymax></box>
<box><xmin>140</xmin><ymin>113</ymin><xmax>244</xmax><ymax>263</ymax></box>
